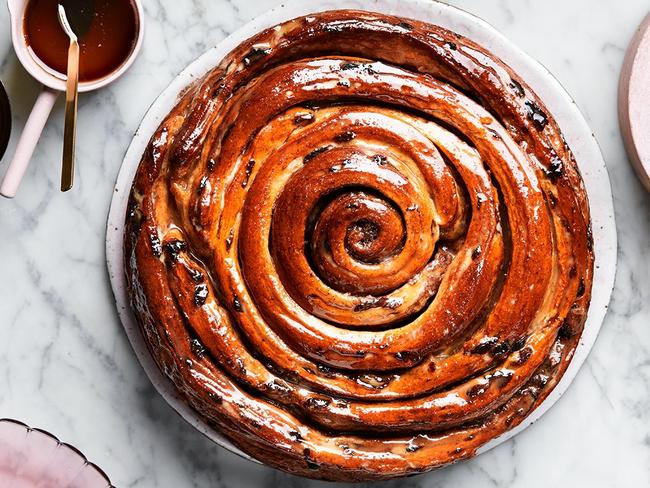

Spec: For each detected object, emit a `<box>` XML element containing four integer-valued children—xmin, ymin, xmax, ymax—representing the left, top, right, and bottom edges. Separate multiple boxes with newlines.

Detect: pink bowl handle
<box><xmin>1</xmin><ymin>87</ymin><xmax>59</xmax><ymax>198</ymax></box>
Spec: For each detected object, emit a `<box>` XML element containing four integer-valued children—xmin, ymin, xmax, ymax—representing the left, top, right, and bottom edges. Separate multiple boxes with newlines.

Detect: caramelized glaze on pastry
<box><xmin>125</xmin><ymin>10</ymin><xmax>594</xmax><ymax>481</ymax></box>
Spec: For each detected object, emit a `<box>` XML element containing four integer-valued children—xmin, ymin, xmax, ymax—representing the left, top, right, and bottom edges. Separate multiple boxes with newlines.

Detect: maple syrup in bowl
<box><xmin>23</xmin><ymin>0</ymin><xmax>140</xmax><ymax>83</ymax></box>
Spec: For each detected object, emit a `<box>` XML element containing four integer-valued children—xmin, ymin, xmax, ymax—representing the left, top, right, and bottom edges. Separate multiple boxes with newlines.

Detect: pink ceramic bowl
<box><xmin>619</xmin><ymin>13</ymin><xmax>650</xmax><ymax>191</ymax></box>
<box><xmin>0</xmin><ymin>419</ymin><xmax>113</xmax><ymax>488</ymax></box>
<box><xmin>1</xmin><ymin>0</ymin><xmax>146</xmax><ymax>198</ymax></box>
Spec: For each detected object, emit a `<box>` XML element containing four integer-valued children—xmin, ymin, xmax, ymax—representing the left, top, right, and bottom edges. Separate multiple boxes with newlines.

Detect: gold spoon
<box><xmin>57</xmin><ymin>4</ymin><xmax>79</xmax><ymax>192</ymax></box>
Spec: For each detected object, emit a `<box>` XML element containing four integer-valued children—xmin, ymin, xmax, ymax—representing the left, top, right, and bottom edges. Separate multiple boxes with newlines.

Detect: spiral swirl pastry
<box><xmin>125</xmin><ymin>10</ymin><xmax>593</xmax><ymax>481</ymax></box>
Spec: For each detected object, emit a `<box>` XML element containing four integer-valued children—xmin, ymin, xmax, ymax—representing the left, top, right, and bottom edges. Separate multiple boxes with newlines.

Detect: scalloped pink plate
<box><xmin>0</xmin><ymin>420</ymin><xmax>113</xmax><ymax>488</ymax></box>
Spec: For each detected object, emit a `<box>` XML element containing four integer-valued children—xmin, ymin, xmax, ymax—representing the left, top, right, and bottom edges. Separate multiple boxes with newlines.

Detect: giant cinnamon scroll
<box><xmin>125</xmin><ymin>10</ymin><xmax>594</xmax><ymax>481</ymax></box>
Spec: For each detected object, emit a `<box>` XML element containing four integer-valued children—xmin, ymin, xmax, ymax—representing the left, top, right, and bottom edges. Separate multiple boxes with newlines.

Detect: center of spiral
<box><xmin>346</xmin><ymin>219</ymin><xmax>382</xmax><ymax>263</ymax></box>
<box><xmin>268</xmin><ymin>147</ymin><xmax>439</xmax><ymax>309</ymax></box>
<box><xmin>306</xmin><ymin>189</ymin><xmax>408</xmax><ymax>295</ymax></box>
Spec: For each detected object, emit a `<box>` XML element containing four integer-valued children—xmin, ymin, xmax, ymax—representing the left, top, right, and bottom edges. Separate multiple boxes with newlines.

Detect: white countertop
<box><xmin>0</xmin><ymin>1</ymin><xmax>649</xmax><ymax>487</ymax></box>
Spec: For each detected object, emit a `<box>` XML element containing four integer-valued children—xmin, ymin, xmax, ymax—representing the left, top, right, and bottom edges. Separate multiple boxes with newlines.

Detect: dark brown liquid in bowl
<box><xmin>23</xmin><ymin>0</ymin><xmax>139</xmax><ymax>83</ymax></box>
<box><xmin>0</xmin><ymin>81</ymin><xmax>10</xmax><ymax>161</ymax></box>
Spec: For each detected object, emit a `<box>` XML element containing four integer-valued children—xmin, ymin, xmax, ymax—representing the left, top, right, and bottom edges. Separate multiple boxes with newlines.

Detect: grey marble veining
<box><xmin>0</xmin><ymin>1</ymin><xmax>649</xmax><ymax>487</ymax></box>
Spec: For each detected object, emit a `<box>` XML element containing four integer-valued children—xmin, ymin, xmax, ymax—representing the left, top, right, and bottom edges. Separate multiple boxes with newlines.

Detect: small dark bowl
<box><xmin>0</xmin><ymin>80</ymin><xmax>10</xmax><ymax>162</ymax></box>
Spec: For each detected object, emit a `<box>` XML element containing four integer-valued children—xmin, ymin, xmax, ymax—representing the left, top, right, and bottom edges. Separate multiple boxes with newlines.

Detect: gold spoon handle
<box><xmin>61</xmin><ymin>39</ymin><xmax>79</xmax><ymax>192</ymax></box>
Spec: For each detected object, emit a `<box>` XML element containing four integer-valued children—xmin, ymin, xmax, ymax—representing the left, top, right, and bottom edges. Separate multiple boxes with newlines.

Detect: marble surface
<box><xmin>0</xmin><ymin>0</ymin><xmax>648</xmax><ymax>487</ymax></box>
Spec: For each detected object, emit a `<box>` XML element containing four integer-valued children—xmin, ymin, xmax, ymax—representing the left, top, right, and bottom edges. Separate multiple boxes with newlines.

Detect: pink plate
<box><xmin>619</xmin><ymin>12</ymin><xmax>650</xmax><ymax>191</ymax></box>
<box><xmin>0</xmin><ymin>419</ymin><xmax>113</xmax><ymax>488</ymax></box>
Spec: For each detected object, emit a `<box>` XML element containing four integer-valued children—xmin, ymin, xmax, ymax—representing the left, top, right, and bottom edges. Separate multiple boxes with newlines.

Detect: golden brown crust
<box><xmin>124</xmin><ymin>10</ymin><xmax>593</xmax><ymax>481</ymax></box>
